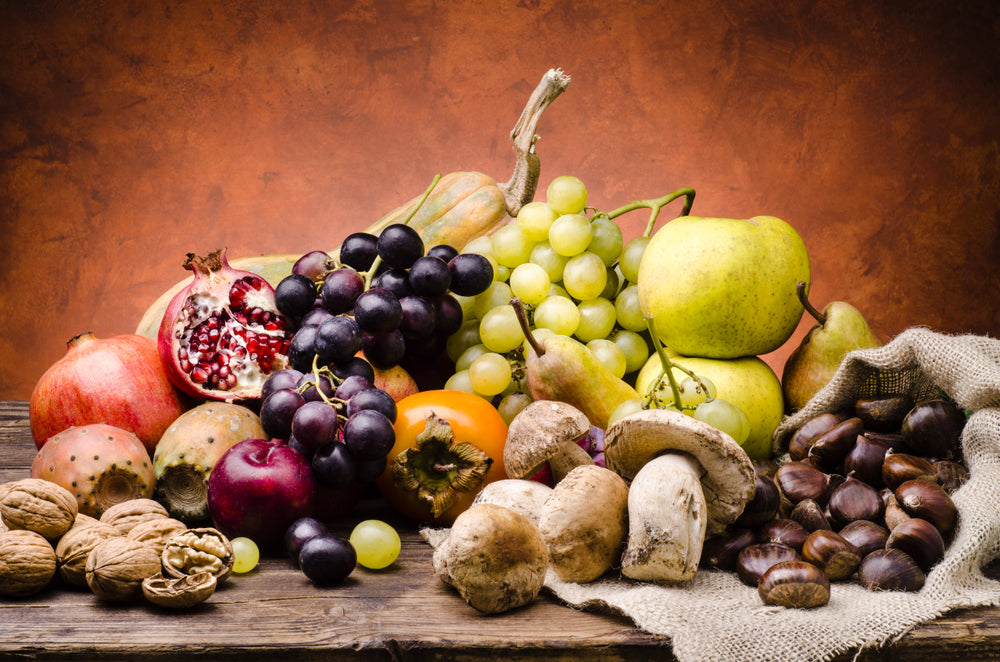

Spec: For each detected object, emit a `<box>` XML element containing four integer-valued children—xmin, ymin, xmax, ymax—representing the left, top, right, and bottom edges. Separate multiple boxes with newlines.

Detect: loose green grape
<box><xmin>468</xmin><ymin>351</ymin><xmax>513</xmax><ymax>396</ymax></box>
<box><xmin>574</xmin><ymin>298</ymin><xmax>617</xmax><ymax>343</ymax></box>
<box><xmin>586</xmin><ymin>339</ymin><xmax>627</xmax><ymax>379</ymax></box>
<box><xmin>529</xmin><ymin>242</ymin><xmax>570</xmax><ymax>282</ymax></box>
<box><xmin>548</xmin><ymin>213</ymin><xmax>593</xmax><ymax>257</ymax></box>
<box><xmin>446</xmin><ymin>319</ymin><xmax>481</xmax><ymax>362</ymax></box>
<box><xmin>619</xmin><ymin>236</ymin><xmax>650</xmax><ymax>283</ymax></box>
<box><xmin>479</xmin><ymin>305</ymin><xmax>525</xmax><ymax>353</ymax></box>
<box><xmin>509</xmin><ymin>262</ymin><xmax>552</xmax><ymax>306</ymax></box>
<box><xmin>473</xmin><ymin>281</ymin><xmax>514</xmax><ymax>320</ymax></box>
<box><xmin>231</xmin><ymin>537</ymin><xmax>260</xmax><ymax>574</ymax></box>
<box><xmin>693</xmin><ymin>398</ymin><xmax>751</xmax><ymax>444</ymax></box>
<box><xmin>610</xmin><ymin>329</ymin><xmax>650</xmax><ymax>374</ymax></box>
<box><xmin>350</xmin><ymin>520</ymin><xmax>401</xmax><ymax>570</ymax></box>
<box><xmin>497</xmin><ymin>391</ymin><xmax>533</xmax><ymax>425</ymax></box>
<box><xmin>532</xmin><ymin>295</ymin><xmax>581</xmax><ymax>337</ymax></box>
<box><xmin>491</xmin><ymin>223</ymin><xmax>535</xmax><ymax>268</ymax></box>
<box><xmin>455</xmin><ymin>343</ymin><xmax>490</xmax><ymax>372</ymax></box>
<box><xmin>614</xmin><ymin>284</ymin><xmax>646</xmax><ymax>332</ymax></box>
<box><xmin>546</xmin><ymin>175</ymin><xmax>588</xmax><ymax>215</ymax></box>
<box><xmin>588</xmin><ymin>216</ymin><xmax>624</xmax><ymax>267</ymax></box>
<box><xmin>516</xmin><ymin>201</ymin><xmax>559</xmax><ymax>242</ymax></box>
<box><xmin>562</xmin><ymin>252</ymin><xmax>607</xmax><ymax>301</ymax></box>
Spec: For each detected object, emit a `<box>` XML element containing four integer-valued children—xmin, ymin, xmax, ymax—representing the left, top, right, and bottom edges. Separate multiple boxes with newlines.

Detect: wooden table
<box><xmin>3</xmin><ymin>400</ymin><xmax>1000</xmax><ymax>661</ymax></box>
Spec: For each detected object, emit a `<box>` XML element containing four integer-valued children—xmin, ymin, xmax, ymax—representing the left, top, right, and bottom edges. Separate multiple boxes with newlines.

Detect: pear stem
<box><xmin>797</xmin><ymin>280</ymin><xmax>827</xmax><ymax>325</ymax></box>
<box><xmin>510</xmin><ymin>298</ymin><xmax>545</xmax><ymax>357</ymax></box>
<box><xmin>604</xmin><ymin>187</ymin><xmax>697</xmax><ymax>238</ymax></box>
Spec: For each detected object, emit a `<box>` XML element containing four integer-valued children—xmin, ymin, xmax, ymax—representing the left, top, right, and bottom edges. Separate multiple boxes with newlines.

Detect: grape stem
<box><xmin>603</xmin><ymin>187</ymin><xmax>696</xmax><ymax>238</ymax></box>
<box><xmin>643</xmin><ymin>313</ymin><xmax>713</xmax><ymax>411</ymax></box>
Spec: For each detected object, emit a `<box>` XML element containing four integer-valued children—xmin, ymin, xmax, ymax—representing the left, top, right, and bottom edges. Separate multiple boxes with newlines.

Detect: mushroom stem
<box><xmin>621</xmin><ymin>452</ymin><xmax>708</xmax><ymax>583</ymax></box>
<box><xmin>548</xmin><ymin>441</ymin><xmax>594</xmax><ymax>483</ymax></box>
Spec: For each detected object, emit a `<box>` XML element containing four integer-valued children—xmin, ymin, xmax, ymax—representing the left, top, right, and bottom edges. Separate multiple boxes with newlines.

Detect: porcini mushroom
<box><xmin>504</xmin><ymin>400</ymin><xmax>594</xmax><ymax>484</ymax></box>
<box><xmin>604</xmin><ymin>408</ymin><xmax>756</xmax><ymax>583</ymax></box>
<box><xmin>472</xmin><ymin>478</ymin><xmax>554</xmax><ymax>526</ymax></box>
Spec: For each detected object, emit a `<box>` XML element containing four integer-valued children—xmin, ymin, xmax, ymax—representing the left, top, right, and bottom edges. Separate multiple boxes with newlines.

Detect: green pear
<box><xmin>634</xmin><ymin>349</ymin><xmax>785</xmax><ymax>460</ymax></box>
<box><xmin>781</xmin><ymin>281</ymin><xmax>881</xmax><ymax>413</ymax></box>
<box><xmin>637</xmin><ymin>215</ymin><xmax>810</xmax><ymax>359</ymax></box>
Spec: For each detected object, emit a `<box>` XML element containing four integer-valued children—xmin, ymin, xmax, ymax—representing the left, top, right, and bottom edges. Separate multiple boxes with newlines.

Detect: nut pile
<box><xmin>701</xmin><ymin>395</ymin><xmax>968</xmax><ymax>609</ymax></box>
<box><xmin>0</xmin><ymin>479</ymin><xmax>233</xmax><ymax>609</ymax></box>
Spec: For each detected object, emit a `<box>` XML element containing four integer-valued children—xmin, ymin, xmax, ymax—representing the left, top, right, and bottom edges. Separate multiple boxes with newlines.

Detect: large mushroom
<box><xmin>604</xmin><ymin>408</ymin><xmax>756</xmax><ymax>583</ymax></box>
<box><xmin>504</xmin><ymin>400</ymin><xmax>594</xmax><ymax>484</ymax></box>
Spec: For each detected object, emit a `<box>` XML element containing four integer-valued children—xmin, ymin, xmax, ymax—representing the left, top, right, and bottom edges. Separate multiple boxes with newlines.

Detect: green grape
<box><xmin>468</xmin><ymin>352</ymin><xmax>513</xmax><ymax>396</ymax></box>
<box><xmin>462</xmin><ymin>235</ymin><xmax>504</xmax><ymax>283</ymax></box>
<box><xmin>479</xmin><ymin>305</ymin><xmax>525</xmax><ymax>353</ymax></box>
<box><xmin>693</xmin><ymin>398</ymin><xmax>751</xmax><ymax>445</ymax></box>
<box><xmin>444</xmin><ymin>368</ymin><xmax>477</xmax><ymax>394</ymax></box>
<box><xmin>574</xmin><ymin>298</ymin><xmax>617</xmax><ymax>343</ymax></box>
<box><xmin>529</xmin><ymin>242</ymin><xmax>570</xmax><ymax>282</ymax></box>
<box><xmin>495</xmin><ymin>264</ymin><xmax>511</xmax><ymax>282</ymax></box>
<box><xmin>491</xmin><ymin>223</ymin><xmax>535</xmax><ymax>268</ymax></box>
<box><xmin>546</xmin><ymin>175</ymin><xmax>588</xmax><ymax>215</ymax></box>
<box><xmin>600</xmin><ymin>266</ymin><xmax>621</xmax><ymax>300</ymax></box>
<box><xmin>610</xmin><ymin>329</ymin><xmax>650</xmax><ymax>374</ymax></box>
<box><xmin>532</xmin><ymin>295</ymin><xmax>580</xmax><ymax>337</ymax></box>
<box><xmin>445</xmin><ymin>319</ymin><xmax>481</xmax><ymax>362</ymax></box>
<box><xmin>548</xmin><ymin>283</ymin><xmax>571</xmax><ymax>299</ymax></box>
<box><xmin>562</xmin><ymin>251</ymin><xmax>607</xmax><ymax>301</ymax></box>
<box><xmin>586</xmin><ymin>339</ymin><xmax>627</xmax><ymax>379</ymax></box>
<box><xmin>350</xmin><ymin>519</ymin><xmax>401</xmax><ymax>570</ymax></box>
<box><xmin>608</xmin><ymin>397</ymin><xmax>645</xmax><ymax>426</ymax></box>
<box><xmin>455</xmin><ymin>343</ymin><xmax>490</xmax><ymax>372</ymax></box>
<box><xmin>508</xmin><ymin>262</ymin><xmax>551</xmax><ymax>306</ymax></box>
<box><xmin>516</xmin><ymin>201</ymin><xmax>558</xmax><ymax>242</ymax></box>
<box><xmin>677</xmin><ymin>376</ymin><xmax>718</xmax><ymax>410</ymax></box>
<box><xmin>614</xmin><ymin>284</ymin><xmax>646</xmax><ymax>332</ymax></box>
<box><xmin>522</xmin><ymin>326</ymin><xmax>555</xmax><ymax>358</ymax></box>
<box><xmin>231</xmin><ymin>537</ymin><xmax>260</xmax><ymax>574</ymax></box>
<box><xmin>497</xmin><ymin>391</ymin><xmax>533</xmax><ymax>425</ymax></box>
<box><xmin>588</xmin><ymin>216</ymin><xmax>624</xmax><ymax>267</ymax></box>
<box><xmin>473</xmin><ymin>281</ymin><xmax>513</xmax><ymax>320</ymax></box>
<box><xmin>452</xmin><ymin>293</ymin><xmax>477</xmax><ymax>320</ymax></box>
<box><xmin>619</xmin><ymin>236</ymin><xmax>650</xmax><ymax>283</ymax></box>
<box><xmin>548</xmin><ymin>213</ymin><xmax>593</xmax><ymax>257</ymax></box>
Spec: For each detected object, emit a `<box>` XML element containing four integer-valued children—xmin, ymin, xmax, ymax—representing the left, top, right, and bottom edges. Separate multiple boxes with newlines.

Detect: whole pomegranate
<box><xmin>29</xmin><ymin>332</ymin><xmax>187</xmax><ymax>452</ymax></box>
<box><xmin>158</xmin><ymin>249</ymin><xmax>292</xmax><ymax>401</ymax></box>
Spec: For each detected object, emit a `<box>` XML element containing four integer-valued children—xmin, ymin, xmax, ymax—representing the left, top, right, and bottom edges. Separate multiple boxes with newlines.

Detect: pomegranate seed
<box><xmin>190</xmin><ymin>367</ymin><xmax>209</xmax><ymax>384</ymax></box>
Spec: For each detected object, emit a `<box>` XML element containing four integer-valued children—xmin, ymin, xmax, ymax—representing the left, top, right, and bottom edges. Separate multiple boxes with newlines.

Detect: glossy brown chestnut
<box><xmin>828</xmin><ymin>476</ymin><xmax>884</xmax><ymax>527</ymax></box>
<box><xmin>882</xmin><ymin>490</ymin><xmax>913</xmax><ymax>531</ymax></box>
<box><xmin>774</xmin><ymin>461</ymin><xmax>831</xmax><ymax>505</ymax></box>
<box><xmin>838</xmin><ymin>519</ymin><xmax>890</xmax><ymax>557</ymax></box>
<box><xmin>858</xmin><ymin>548</ymin><xmax>926</xmax><ymax>592</ymax></box>
<box><xmin>758</xmin><ymin>560</ymin><xmax>831</xmax><ymax>609</ymax></box>
<box><xmin>881</xmin><ymin>451</ymin><xmax>938</xmax><ymax>491</ymax></box>
<box><xmin>802</xmin><ymin>529</ymin><xmax>861</xmax><ymax>581</ymax></box>
<box><xmin>854</xmin><ymin>394</ymin><xmax>914</xmax><ymax>432</ymax></box>
<box><xmin>843</xmin><ymin>434</ymin><xmax>890</xmax><ymax>488</ymax></box>
<box><xmin>886</xmin><ymin>517</ymin><xmax>945</xmax><ymax>573</ymax></box>
<box><xmin>700</xmin><ymin>528</ymin><xmax>756</xmax><ymax>572</ymax></box>
<box><xmin>736</xmin><ymin>542</ymin><xmax>801</xmax><ymax>587</ymax></box>
<box><xmin>790</xmin><ymin>498</ymin><xmax>832</xmax><ymax>532</ymax></box>
<box><xmin>756</xmin><ymin>518</ymin><xmax>810</xmax><ymax>552</ymax></box>
<box><xmin>788</xmin><ymin>413</ymin><xmax>841</xmax><ymax>461</ymax></box>
<box><xmin>901</xmin><ymin>399</ymin><xmax>965</xmax><ymax>459</ymax></box>
<box><xmin>895</xmin><ymin>479</ymin><xmax>957</xmax><ymax>538</ymax></box>
<box><xmin>862</xmin><ymin>430</ymin><xmax>908</xmax><ymax>453</ymax></box>
<box><xmin>734</xmin><ymin>474</ymin><xmax>780</xmax><ymax>529</ymax></box>
<box><xmin>933</xmin><ymin>459</ymin><xmax>970</xmax><ymax>495</ymax></box>
<box><xmin>807</xmin><ymin>417</ymin><xmax>864</xmax><ymax>472</ymax></box>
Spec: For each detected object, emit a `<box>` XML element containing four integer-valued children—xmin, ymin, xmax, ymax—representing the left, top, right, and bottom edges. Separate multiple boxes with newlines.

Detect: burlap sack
<box><xmin>425</xmin><ymin>327</ymin><xmax>1000</xmax><ymax>662</ymax></box>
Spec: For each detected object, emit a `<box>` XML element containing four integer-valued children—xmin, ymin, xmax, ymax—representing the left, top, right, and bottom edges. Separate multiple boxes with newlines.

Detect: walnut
<box><xmin>0</xmin><ymin>529</ymin><xmax>58</xmax><ymax>597</ymax></box>
<box><xmin>127</xmin><ymin>518</ymin><xmax>188</xmax><ymax>555</ymax></box>
<box><xmin>0</xmin><ymin>478</ymin><xmax>78</xmax><ymax>540</ymax></box>
<box><xmin>55</xmin><ymin>519</ymin><xmax>122</xmax><ymax>588</ymax></box>
<box><xmin>142</xmin><ymin>571</ymin><xmax>217</xmax><ymax>609</ymax></box>
<box><xmin>162</xmin><ymin>527</ymin><xmax>234</xmax><ymax>584</ymax></box>
<box><xmin>99</xmin><ymin>498</ymin><xmax>169</xmax><ymax>535</ymax></box>
<box><xmin>85</xmin><ymin>536</ymin><xmax>163</xmax><ymax>601</ymax></box>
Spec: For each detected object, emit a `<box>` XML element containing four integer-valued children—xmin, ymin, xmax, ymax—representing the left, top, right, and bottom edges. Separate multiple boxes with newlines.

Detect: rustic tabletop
<box><xmin>2</xmin><ymin>400</ymin><xmax>1000</xmax><ymax>661</ymax></box>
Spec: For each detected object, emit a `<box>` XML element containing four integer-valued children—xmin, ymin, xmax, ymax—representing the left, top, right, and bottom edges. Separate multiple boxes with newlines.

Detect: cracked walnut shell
<box><xmin>142</xmin><ymin>571</ymin><xmax>217</xmax><ymax>609</ymax></box>
<box><xmin>162</xmin><ymin>527</ymin><xmax>234</xmax><ymax>584</ymax></box>
<box><xmin>0</xmin><ymin>529</ymin><xmax>57</xmax><ymax>597</ymax></box>
<box><xmin>0</xmin><ymin>478</ymin><xmax>78</xmax><ymax>539</ymax></box>
<box><xmin>85</xmin><ymin>536</ymin><xmax>163</xmax><ymax>601</ymax></box>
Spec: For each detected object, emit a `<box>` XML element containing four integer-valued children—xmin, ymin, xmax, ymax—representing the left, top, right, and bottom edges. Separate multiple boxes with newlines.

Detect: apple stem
<box><xmin>510</xmin><ymin>298</ymin><xmax>545</xmax><ymax>357</ymax></box>
<box><xmin>604</xmin><ymin>187</ymin><xmax>696</xmax><ymax>238</ymax></box>
<box><xmin>797</xmin><ymin>280</ymin><xmax>827</xmax><ymax>325</ymax></box>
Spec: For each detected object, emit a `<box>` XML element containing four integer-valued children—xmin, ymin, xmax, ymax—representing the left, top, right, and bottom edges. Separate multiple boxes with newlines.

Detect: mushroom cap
<box><xmin>504</xmin><ymin>400</ymin><xmax>592</xmax><ymax>479</ymax></box>
<box><xmin>604</xmin><ymin>408</ymin><xmax>756</xmax><ymax>535</ymax></box>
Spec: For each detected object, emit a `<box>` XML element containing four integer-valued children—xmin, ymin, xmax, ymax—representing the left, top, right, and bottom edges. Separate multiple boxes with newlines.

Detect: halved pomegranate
<box><xmin>158</xmin><ymin>249</ymin><xmax>292</xmax><ymax>401</ymax></box>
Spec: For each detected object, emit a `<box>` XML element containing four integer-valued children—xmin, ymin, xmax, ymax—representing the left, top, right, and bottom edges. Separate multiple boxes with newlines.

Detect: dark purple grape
<box><xmin>261</xmin><ymin>368</ymin><xmax>304</xmax><ymax>402</ymax></box>
<box><xmin>398</xmin><ymin>296</ymin><xmax>437</xmax><ymax>339</ymax></box>
<box><xmin>286</xmin><ymin>325</ymin><xmax>319</xmax><ymax>372</ymax></box>
<box><xmin>292</xmin><ymin>250</ymin><xmax>332</xmax><ymax>282</ymax></box>
<box><xmin>431</xmin><ymin>294</ymin><xmax>464</xmax><ymax>336</ymax></box>
<box><xmin>320</xmin><ymin>267</ymin><xmax>365</xmax><ymax>314</ymax></box>
<box><xmin>377</xmin><ymin>223</ymin><xmax>424</xmax><ymax>269</ymax></box>
<box><xmin>371</xmin><ymin>268</ymin><xmax>413</xmax><ymax>300</ymax></box>
<box><xmin>260</xmin><ymin>388</ymin><xmax>306</xmax><ymax>439</ymax></box>
<box><xmin>291</xmin><ymin>401</ymin><xmax>340</xmax><ymax>450</ymax></box>
<box><xmin>298</xmin><ymin>533</ymin><xmax>356</xmax><ymax>585</ymax></box>
<box><xmin>287</xmin><ymin>434</ymin><xmax>316</xmax><ymax>459</ymax></box>
<box><xmin>403</xmin><ymin>333</ymin><xmax>446</xmax><ymax>361</ymax></box>
<box><xmin>347</xmin><ymin>387</ymin><xmax>397</xmax><ymax>423</ymax></box>
<box><xmin>285</xmin><ymin>517</ymin><xmax>329</xmax><ymax>566</ymax></box>
<box><xmin>299</xmin><ymin>306</ymin><xmax>335</xmax><ymax>328</ymax></box>
<box><xmin>343</xmin><ymin>409</ymin><xmax>396</xmax><ymax>461</ymax></box>
<box><xmin>311</xmin><ymin>442</ymin><xmax>357</xmax><ymax>490</ymax></box>
<box><xmin>355</xmin><ymin>456</ymin><xmax>388</xmax><ymax>483</ymax></box>
<box><xmin>427</xmin><ymin>244</ymin><xmax>459</xmax><ymax>263</ymax></box>
<box><xmin>361</xmin><ymin>329</ymin><xmax>406</xmax><ymax>370</ymax></box>
<box><xmin>448</xmin><ymin>252</ymin><xmax>494</xmax><ymax>296</ymax></box>
<box><xmin>314</xmin><ymin>316</ymin><xmax>362</xmax><ymax>364</ymax></box>
<box><xmin>339</xmin><ymin>233</ymin><xmax>379</xmax><ymax>271</ymax></box>
<box><xmin>353</xmin><ymin>288</ymin><xmax>402</xmax><ymax>333</ymax></box>
<box><xmin>408</xmin><ymin>256</ymin><xmax>452</xmax><ymax>297</ymax></box>
<box><xmin>332</xmin><ymin>356</ymin><xmax>375</xmax><ymax>384</ymax></box>
<box><xmin>275</xmin><ymin>274</ymin><xmax>319</xmax><ymax>318</ymax></box>
<box><xmin>334</xmin><ymin>374</ymin><xmax>372</xmax><ymax>401</ymax></box>
<box><xmin>295</xmin><ymin>372</ymin><xmax>336</xmax><ymax>403</ymax></box>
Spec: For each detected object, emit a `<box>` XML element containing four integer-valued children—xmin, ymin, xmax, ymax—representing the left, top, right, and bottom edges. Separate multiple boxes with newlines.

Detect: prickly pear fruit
<box><xmin>31</xmin><ymin>424</ymin><xmax>156</xmax><ymax>518</ymax></box>
<box><xmin>153</xmin><ymin>402</ymin><xmax>266</xmax><ymax>523</ymax></box>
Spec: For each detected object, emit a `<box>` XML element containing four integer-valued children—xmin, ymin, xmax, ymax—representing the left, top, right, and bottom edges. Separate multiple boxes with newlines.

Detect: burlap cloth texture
<box><xmin>423</xmin><ymin>327</ymin><xmax>1000</xmax><ymax>662</ymax></box>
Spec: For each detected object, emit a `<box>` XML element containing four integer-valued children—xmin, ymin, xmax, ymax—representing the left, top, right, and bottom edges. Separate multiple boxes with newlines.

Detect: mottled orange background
<box><xmin>2</xmin><ymin>0</ymin><xmax>998</xmax><ymax>401</ymax></box>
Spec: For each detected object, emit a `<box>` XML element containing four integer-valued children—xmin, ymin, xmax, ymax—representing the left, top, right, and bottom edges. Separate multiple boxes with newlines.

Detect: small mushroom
<box><xmin>604</xmin><ymin>408</ymin><xmax>756</xmax><ymax>583</ymax></box>
<box><xmin>471</xmin><ymin>478</ymin><xmax>554</xmax><ymax>526</ymax></box>
<box><xmin>504</xmin><ymin>400</ymin><xmax>595</xmax><ymax>484</ymax></box>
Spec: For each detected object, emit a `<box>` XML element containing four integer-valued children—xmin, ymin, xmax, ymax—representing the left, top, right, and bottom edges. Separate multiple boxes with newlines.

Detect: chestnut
<box><xmin>700</xmin><ymin>528</ymin><xmax>756</xmax><ymax>572</ymax></box>
<box><xmin>802</xmin><ymin>529</ymin><xmax>861</xmax><ymax>581</ymax></box>
<box><xmin>838</xmin><ymin>519</ymin><xmax>890</xmax><ymax>557</ymax></box>
<box><xmin>774</xmin><ymin>461</ymin><xmax>830</xmax><ymax>505</ymax></box>
<box><xmin>895</xmin><ymin>479</ymin><xmax>957</xmax><ymax>538</ymax></box>
<box><xmin>843</xmin><ymin>434</ymin><xmax>890</xmax><ymax>488</ymax></box>
<box><xmin>807</xmin><ymin>417</ymin><xmax>864</xmax><ymax>472</ymax></box>
<box><xmin>757</xmin><ymin>560</ymin><xmax>830</xmax><ymax>609</ymax></box>
<box><xmin>933</xmin><ymin>459</ymin><xmax>970</xmax><ymax>495</ymax></box>
<box><xmin>881</xmin><ymin>451</ymin><xmax>937</xmax><ymax>490</ymax></box>
<box><xmin>736</xmin><ymin>542</ymin><xmax>800</xmax><ymax>587</ymax></box>
<box><xmin>790</xmin><ymin>498</ymin><xmax>832</xmax><ymax>532</ymax></box>
<box><xmin>827</xmin><ymin>476</ymin><xmax>884</xmax><ymax>527</ymax></box>
<box><xmin>756</xmin><ymin>518</ymin><xmax>810</xmax><ymax>552</ymax></box>
<box><xmin>788</xmin><ymin>413</ymin><xmax>841</xmax><ymax>461</ymax></box>
<box><xmin>858</xmin><ymin>548</ymin><xmax>926</xmax><ymax>592</ymax></box>
<box><xmin>901</xmin><ymin>399</ymin><xmax>965</xmax><ymax>459</ymax></box>
<box><xmin>886</xmin><ymin>517</ymin><xmax>945</xmax><ymax>573</ymax></box>
<box><xmin>853</xmin><ymin>394</ymin><xmax>914</xmax><ymax>432</ymax></box>
<box><xmin>881</xmin><ymin>490</ymin><xmax>913</xmax><ymax>531</ymax></box>
<box><xmin>734</xmin><ymin>474</ymin><xmax>780</xmax><ymax>529</ymax></box>
<box><xmin>862</xmin><ymin>430</ymin><xmax>908</xmax><ymax>453</ymax></box>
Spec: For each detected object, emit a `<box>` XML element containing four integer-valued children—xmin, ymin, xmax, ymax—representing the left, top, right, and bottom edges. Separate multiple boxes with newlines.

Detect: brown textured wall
<box><xmin>1</xmin><ymin>0</ymin><xmax>998</xmax><ymax>401</ymax></box>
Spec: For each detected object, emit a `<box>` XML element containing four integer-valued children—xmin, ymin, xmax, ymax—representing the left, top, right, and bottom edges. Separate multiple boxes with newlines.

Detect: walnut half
<box><xmin>162</xmin><ymin>527</ymin><xmax>234</xmax><ymax>584</ymax></box>
<box><xmin>142</xmin><ymin>571</ymin><xmax>217</xmax><ymax>609</ymax></box>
